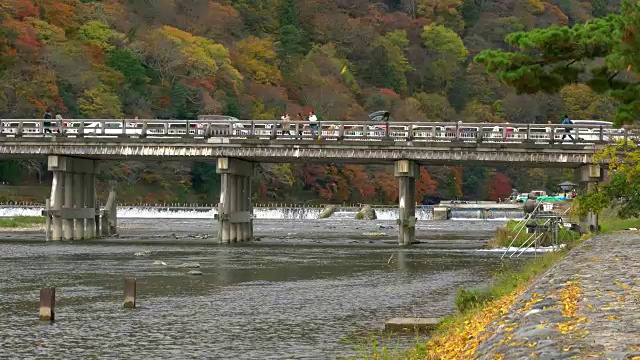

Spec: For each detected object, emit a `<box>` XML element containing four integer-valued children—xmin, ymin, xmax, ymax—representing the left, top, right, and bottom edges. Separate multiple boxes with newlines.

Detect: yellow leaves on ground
<box><xmin>422</xmin><ymin>286</ymin><xmax>526</xmax><ymax>360</ymax></box>
<box><xmin>521</xmin><ymin>292</ymin><xmax>542</xmax><ymax>312</ymax></box>
<box><xmin>615</xmin><ymin>281</ymin><xmax>630</xmax><ymax>290</ymax></box>
<box><xmin>556</xmin><ymin>281</ymin><xmax>587</xmax><ymax>336</ymax></box>
<box><xmin>560</xmin><ymin>282</ymin><xmax>581</xmax><ymax>318</ymax></box>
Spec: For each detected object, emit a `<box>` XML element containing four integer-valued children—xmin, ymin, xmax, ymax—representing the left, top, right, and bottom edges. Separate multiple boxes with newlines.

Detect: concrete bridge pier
<box><xmin>47</xmin><ymin>156</ymin><xmax>98</xmax><ymax>241</ymax></box>
<box><xmin>216</xmin><ymin>158</ymin><xmax>254</xmax><ymax>243</ymax></box>
<box><xmin>576</xmin><ymin>164</ymin><xmax>602</xmax><ymax>234</ymax></box>
<box><xmin>395</xmin><ymin>160</ymin><xmax>419</xmax><ymax>246</ymax></box>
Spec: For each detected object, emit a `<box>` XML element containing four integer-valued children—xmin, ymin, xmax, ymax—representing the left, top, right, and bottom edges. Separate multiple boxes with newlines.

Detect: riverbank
<box><xmin>0</xmin><ymin>216</ymin><xmax>44</xmax><ymax>231</ymax></box>
<box><xmin>472</xmin><ymin>231</ymin><xmax>640</xmax><ymax>359</ymax></box>
<box><xmin>381</xmin><ymin>234</ymin><xmax>638</xmax><ymax>359</ymax></box>
<box><xmin>358</xmin><ymin>213</ymin><xmax>639</xmax><ymax>359</ymax></box>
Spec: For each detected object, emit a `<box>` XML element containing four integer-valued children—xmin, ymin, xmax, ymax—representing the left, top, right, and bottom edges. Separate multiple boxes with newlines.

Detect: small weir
<box><xmin>0</xmin><ymin>204</ymin><xmax>523</xmax><ymax>220</ymax></box>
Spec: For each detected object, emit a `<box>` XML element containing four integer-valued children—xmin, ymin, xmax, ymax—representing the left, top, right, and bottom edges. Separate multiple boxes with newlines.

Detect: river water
<box><xmin>0</xmin><ymin>217</ymin><xmax>517</xmax><ymax>359</ymax></box>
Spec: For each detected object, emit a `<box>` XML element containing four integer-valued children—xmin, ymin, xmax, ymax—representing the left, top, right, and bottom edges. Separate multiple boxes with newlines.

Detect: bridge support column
<box><xmin>575</xmin><ymin>164</ymin><xmax>602</xmax><ymax>234</ymax></box>
<box><xmin>47</xmin><ymin>156</ymin><xmax>98</xmax><ymax>241</ymax></box>
<box><xmin>395</xmin><ymin>160</ymin><xmax>419</xmax><ymax>246</ymax></box>
<box><xmin>217</xmin><ymin>158</ymin><xmax>254</xmax><ymax>244</ymax></box>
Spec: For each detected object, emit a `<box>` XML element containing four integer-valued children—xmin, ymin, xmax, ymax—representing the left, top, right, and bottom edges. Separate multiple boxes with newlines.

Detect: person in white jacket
<box><xmin>308</xmin><ymin>111</ymin><xmax>318</xmax><ymax>138</ymax></box>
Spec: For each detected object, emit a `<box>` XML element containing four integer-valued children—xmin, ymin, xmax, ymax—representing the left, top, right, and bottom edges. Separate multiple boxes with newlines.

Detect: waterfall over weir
<box><xmin>0</xmin><ymin>205</ymin><xmax>522</xmax><ymax>220</ymax></box>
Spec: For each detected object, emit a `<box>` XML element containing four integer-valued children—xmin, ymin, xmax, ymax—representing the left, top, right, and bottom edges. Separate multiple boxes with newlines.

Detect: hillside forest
<box><xmin>0</xmin><ymin>0</ymin><xmax>633</xmax><ymax>204</ymax></box>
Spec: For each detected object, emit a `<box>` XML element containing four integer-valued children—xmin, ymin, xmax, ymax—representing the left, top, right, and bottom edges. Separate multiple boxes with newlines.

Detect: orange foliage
<box><xmin>9</xmin><ymin>0</ymin><xmax>40</xmax><ymax>20</ymax></box>
<box><xmin>37</xmin><ymin>0</ymin><xmax>79</xmax><ymax>30</ymax></box>
<box><xmin>416</xmin><ymin>167</ymin><xmax>437</xmax><ymax>200</ymax></box>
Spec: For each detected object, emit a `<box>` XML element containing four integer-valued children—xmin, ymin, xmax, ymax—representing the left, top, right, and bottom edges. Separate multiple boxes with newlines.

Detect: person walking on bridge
<box><xmin>308</xmin><ymin>111</ymin><xmax>319</xmax><ymax>139</ymax></box>
<box><xmin>43</xmin><ymin>109</ymin><xmax>52</xmax><ymax>134</ymax></box>
<box><xmin>561</xmin><ymin>115</ymin><xmax>574</xmax><ymax>142</ymax></box>
<box><xmin>281</xmin><ymin>112</ymin><xmax>293</xmax><ymax>136</ymax></box>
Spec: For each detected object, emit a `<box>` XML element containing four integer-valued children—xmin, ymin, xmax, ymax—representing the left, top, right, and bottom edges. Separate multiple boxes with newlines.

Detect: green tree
<box><xmin>278</xmin><ymin>24</ymin><xmax>304</xmax><ymax>72</ymax></box>
<box><xmin>279</xmin><ymin>0</ymin><xmax>298</xmax><ymax>28</ymax></box>
<box><xmin>106</xmin><ymin>49</ymin><xmax>149</xmax><ymax>94</ymax></box>
<box><xmin>78</xmin><ymin>20</ymin><xmax>123</xmax><ymax>51</ymax></box>
<box><xmin>191</xmin><ymin>161</ymin><xmax>221</xmax><ymax>202</ymax></box>
<box><xmin>475</xmin><ymin>0</ymin><xmax>640</xmax><ymax>125</ymax></box>
<box><xmin>78</xmin><ymin>84</ymin><xmax>123</xmax><ymax>118</ymax></box>
<box><xmin>576</xmin><ymin>142</ymin><xmax>640</xmax><ymax>218</ymax></box>
<box><xmin>366</xmin><ymin>31</ymin><xmax>412</xmax><ymax>94</ymax></box>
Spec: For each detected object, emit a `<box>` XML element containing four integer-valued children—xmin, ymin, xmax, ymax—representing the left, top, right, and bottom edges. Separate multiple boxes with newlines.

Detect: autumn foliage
<box><xmin>0</xmin><ymin>0</ymin><xmax>622</xmax><ymax>202</ymax></box>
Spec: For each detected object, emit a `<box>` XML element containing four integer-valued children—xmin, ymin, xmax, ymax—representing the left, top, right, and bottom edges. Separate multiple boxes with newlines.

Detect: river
<box><xmin>0</xmin><ymin>217</ymin><xmax>518</xmax><ymax>359</ymax></box>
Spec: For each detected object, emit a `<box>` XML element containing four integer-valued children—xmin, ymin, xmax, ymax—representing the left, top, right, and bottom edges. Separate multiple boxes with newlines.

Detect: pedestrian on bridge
<box><xmin>43</xmin><ymin>109</ymin><xmax>52</xmax><ymax>134</ymax></box>
<box><xmin>561</xmin><ymin>115</ymin><xmax>574</xmax><ymax>141</ymax></box>
<box><xmin>281</xmin><ymin>113</ymin><xmax>293</xmax><ymax>135</ymax></box>
<box><xmin>295</xmin><ymin>112</ymin><xmax>304</xmax><ymax>138</ymax></box>
<box><xmin>308</xmin><ymin>111</ymin><xmax>319</xmax><ymax>139</ymax></box>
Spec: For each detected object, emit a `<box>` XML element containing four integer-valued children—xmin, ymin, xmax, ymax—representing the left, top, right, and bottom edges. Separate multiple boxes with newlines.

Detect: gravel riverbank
<box><xmin>475</xmin><ymin>231</ymin><xmax>640</xmax><ymax>360</ymax></box>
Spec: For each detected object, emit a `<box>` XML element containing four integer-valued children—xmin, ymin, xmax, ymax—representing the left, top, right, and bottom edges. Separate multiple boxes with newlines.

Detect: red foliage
<box><xmin>11</xmin><ymin>0</ymin><xmax>40</xmax><ymax>20</ymax></box>
<box><xmin>302</xmin><ymin>164</ymin><xmax>350</xmax><ymax>202</ymax></box>
<box><xmin>416</xmin><ymin>167</ymin><xmax>437</xmax><ymax>200</ymax></box>
<box><xmin>144</xmin><ymin>192</ymin><xmax>157</xmax><ymax>203</ymax></box>
<box><xmin>379</xmin><ymin>88</ymin><xmax>397</xmax><ymax>97</ymax></box>
<box><xmin>374</xmin><ymin>170</ymin><xmax>398</xmax><ymax>202</ymax></box>
<box><xmin>486</xmin><ymin>172</ymin><xmax>512</xmax><ymax>201</ymax></box>
<box><xmin>12</xmin><ymin>23</ymin><xmax>41</xmax><ymax>55</ymax></box>
<box><xmin>342</xmin><ymin>165</ymin><xmax>376</xmax><ymax>202</ymax></box>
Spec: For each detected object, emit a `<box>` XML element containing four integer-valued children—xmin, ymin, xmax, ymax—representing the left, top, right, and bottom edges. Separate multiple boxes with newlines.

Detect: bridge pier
<box><xmin>395</xmin><ymin>160</ymin><xmax>419</xmax><ymax>246</ymax></box>
<box><xmin>47</xmin><ymin>156</ymin><xmax>99</xmax><ymax>241</ymax></box>
<box><xmin>216</xmin><ymin>158</ymin><xmax>254</xmax><ymax>243</ymax></box>
<box><xmin>576</xmin><ymin>164</ymin><xmax>602</xmax><ymax>234</ymax></box>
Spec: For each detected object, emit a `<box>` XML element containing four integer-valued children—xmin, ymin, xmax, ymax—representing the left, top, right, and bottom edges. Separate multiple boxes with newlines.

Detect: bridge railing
<box><xmin>1</xmin><ymin>119</ymin><xmax>638</xmax><ymax>145</ymax></box>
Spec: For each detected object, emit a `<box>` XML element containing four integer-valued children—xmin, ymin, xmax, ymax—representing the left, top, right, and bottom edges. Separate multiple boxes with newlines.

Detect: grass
<box><xmin>598</xmin><ymin>209</ymin><xmax>640</xmax><ymax>233</ymax></box>
<box><xmin>0</xmin><ymin>216</ymin><xmax>45</xmax><ymax>228</ymax></box>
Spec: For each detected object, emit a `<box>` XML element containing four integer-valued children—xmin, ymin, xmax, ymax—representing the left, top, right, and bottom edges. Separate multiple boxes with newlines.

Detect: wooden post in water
<box><xmin>123</xmin><ymin>278</ymin><xmax>136</xmax><ymax>309</ymax></box>
<box><xmin>39</xmin><ymin>287</ymin><xmax>55</xmax><ymax>322</ymax></box>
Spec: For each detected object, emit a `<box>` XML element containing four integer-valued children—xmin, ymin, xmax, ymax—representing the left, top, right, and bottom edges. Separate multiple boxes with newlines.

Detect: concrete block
<box><xmin>433</xmin><ymin>207</ymin><xmax>451</xmax><ymax>220</ymax></box>
<box><xmin>394</xmin><ymin>159</ymin><xmax>419</xmax><ymax>178</ymax></box>
<box><xmin>216</xmin><ymin>158</ymin><xmax>254</xmax><ymax>177</ymax></box>
<box><xmin>229</xmin><ymin>211</ymin><xmax>251</xmax><ymax>223</ymax></box>
<box><xmin>60</xmin><ymin>207</ymin><xmax>98</xmax><ymax>220</ymax></box>
<box><xmin>385</xmin><ymin>317</ymin><xmax>439</xmax><ymax>332</ymax></box>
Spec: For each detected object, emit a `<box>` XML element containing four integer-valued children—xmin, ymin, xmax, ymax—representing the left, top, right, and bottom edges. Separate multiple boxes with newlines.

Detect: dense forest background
<box><xmin>0</xmin><ymin>0</ymin><xmax>623</xmax><ymax>203</ymax></box>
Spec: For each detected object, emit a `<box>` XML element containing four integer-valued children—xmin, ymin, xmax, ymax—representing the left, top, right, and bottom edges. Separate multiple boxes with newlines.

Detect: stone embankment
<box><xmin>475</xmin><ymin>232</ymin><xmax>640</xmax><ymax>360</ymax></box>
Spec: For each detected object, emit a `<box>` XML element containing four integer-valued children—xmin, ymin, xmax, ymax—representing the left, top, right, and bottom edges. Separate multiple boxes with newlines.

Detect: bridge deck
<box><xmin>0</xmin><ymin>137</ymin><xmax>601</xmax><ymax>166</ymax></box>
<box><xmin>0</xmin><ymin>119</ymin><xmax>631</xmax><ymax>166</ymax></box>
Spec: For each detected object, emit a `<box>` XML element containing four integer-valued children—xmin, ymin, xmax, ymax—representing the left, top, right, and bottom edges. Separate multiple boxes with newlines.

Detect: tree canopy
<box><xmin>475</xmin><ymin>0</ymin><xmax>640</xmax><ymax>125</ymax></box>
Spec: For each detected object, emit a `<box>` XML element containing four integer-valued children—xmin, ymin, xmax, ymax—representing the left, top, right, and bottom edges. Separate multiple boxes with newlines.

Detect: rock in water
<box><xmin>187</xmin><ymin>270</ymin><xmax>203</xmax><ymax>276</ymax></box>
<box><xmin>318</xmin><ymin>205</ymin><xmax>337</xmax><ymax>219</ymax></box>
<box><xmin>176</xmin><ymin>262</ymin><xmax>201</xmax><ymax>268</ymax></box>
<box><xmin>355</xmin><ymin>205</ymin><xmax>377</xmax><ymax>220</ymax></box>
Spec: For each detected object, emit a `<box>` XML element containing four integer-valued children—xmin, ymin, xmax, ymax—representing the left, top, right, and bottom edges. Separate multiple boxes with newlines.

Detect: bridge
<box><xmin>1</xmin><ymin>119</ymin><xmax>628</xmax><ymax>245</ymax></box>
